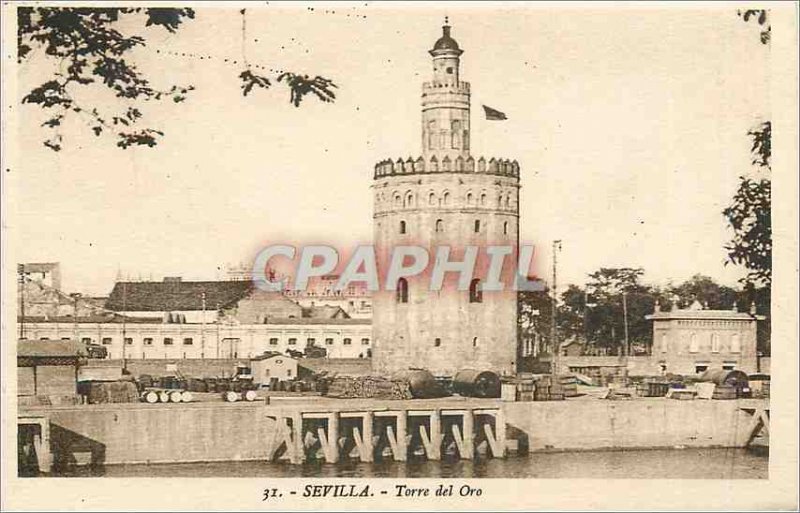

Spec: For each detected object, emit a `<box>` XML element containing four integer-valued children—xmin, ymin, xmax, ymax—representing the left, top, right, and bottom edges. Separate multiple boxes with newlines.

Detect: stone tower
<box><xmin>371</xmin><ymin>22</ymin><xmax>521</xmax><ymax>376</ymax></box>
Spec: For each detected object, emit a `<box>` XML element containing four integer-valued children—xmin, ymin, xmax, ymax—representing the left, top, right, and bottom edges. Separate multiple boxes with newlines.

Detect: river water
<box><xmin>47</xmin><ymin>447</ymin><xmax>767</xmax><ymax>479</ymax></box>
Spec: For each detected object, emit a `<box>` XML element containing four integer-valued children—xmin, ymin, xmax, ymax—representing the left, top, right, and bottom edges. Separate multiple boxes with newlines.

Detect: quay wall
<box><xmin>26</xmin><ymin>403</ymin><xmax>276</xmax><ymax>465</ymax></box>
<box><xmin>22</xmin><ymin>398</ymin><xmax>766</xmax><ymax>467</ymax></box>
<box><xmin>503</xmin><ymin>398</ymin><xmax>761</xmax><ymax>452</ymax></box>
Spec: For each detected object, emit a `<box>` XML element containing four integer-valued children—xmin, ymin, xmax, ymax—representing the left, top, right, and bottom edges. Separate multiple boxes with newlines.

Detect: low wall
<box><xmin>22</xmin><ymin>397</ymin><xmax>766</xmax><ymax>467</ymax></box>
<box><xmin>26</xmin><ymin>403</ymin><xmax>276</xmax><ymax>465</ymax></box>
<box><xmin>503</xmin><ymin>398</ymin><xmax>762</xmax><ymax>452</ymax></box>
<box><xmin>98</xmin><ymin>359</ymin><xmax>250</xmax><ymax>379</ymax></box>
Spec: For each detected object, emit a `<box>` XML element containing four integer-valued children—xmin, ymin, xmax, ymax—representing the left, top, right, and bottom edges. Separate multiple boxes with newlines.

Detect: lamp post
<box><xmin>550</xmin><ymin>240</ymin><xmax>562</xmax><ymax>378</ymax></box>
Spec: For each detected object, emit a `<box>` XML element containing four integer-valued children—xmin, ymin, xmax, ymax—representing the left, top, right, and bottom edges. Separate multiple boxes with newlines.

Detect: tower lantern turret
<box><xmin>421</xmin><ymin>20</ymin><xmax>471</xmax><ymax>161</ymax></box>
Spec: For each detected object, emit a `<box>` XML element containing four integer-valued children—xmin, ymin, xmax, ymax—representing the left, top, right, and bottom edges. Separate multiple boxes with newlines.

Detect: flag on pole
<box><xmin>482</xmin><ymin>105</ymin><xmax>508</xmax><ymax>120</ymax></box>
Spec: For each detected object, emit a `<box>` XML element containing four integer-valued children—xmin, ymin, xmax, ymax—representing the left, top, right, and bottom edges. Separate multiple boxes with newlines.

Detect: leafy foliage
<box><xmin>723</xmin><ymin>122</ymin><xmax>771</xmax><ymax>287</ymax></box>
<box><xmin>277</xmin><ymin>73</ymin><xmax>337</xmax><ymax>107</ymax></box>
<box><xmin>19</xmin><ymin>7</ymin><xmax>339</xmax><ymax>151</ymax></box>
<box><xmin>18</xmin><ymin>7</ymin><xmax>195</xmax><ymax>150</ymax></box>
<box><xmin>738</xmin><ymin>9</ymin><xmax>771</xmax><ymax>44</ymax></box>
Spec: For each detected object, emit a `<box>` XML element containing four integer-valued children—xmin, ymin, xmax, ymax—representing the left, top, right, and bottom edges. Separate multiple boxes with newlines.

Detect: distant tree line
<box><xmin>519</xmin><ymin>270</ymin><xmax>771</xmax><ymax>358</ymax></box>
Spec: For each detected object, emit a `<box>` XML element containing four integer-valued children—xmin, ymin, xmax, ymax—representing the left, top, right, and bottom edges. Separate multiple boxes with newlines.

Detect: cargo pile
<box><xmin>325</xmin><ymin>375</ymin><xmax>414</xmax><ymax>400</ymax></box>
<box><xmin>635</xmin><ymin>381</ymin><xmax>670</xmax><ymax>397</ymax></box>
<box><xmin>86</xmin><ymin>381</ymin><xmax>139</xmax><ymax>404</ymax></box>
<box><xmin>559</xmin><ymin>375</ymin><xmax>579</xmax><ymax>398</ymax></box>
<box><xmin>533</xmin><ymin>375</ymin><xmax>565</xmax><ymax>401</ymax></box>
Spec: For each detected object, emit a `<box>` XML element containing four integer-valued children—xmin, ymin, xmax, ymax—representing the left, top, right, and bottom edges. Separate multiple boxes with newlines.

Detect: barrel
<box><xmin>158</xmin><ymin>390</ymin><xmax>171</xmax><ymax>403</ymax></box>
<box><xmin>699</xmin><ymin>369</ymin><xmax>749</xmax><ymax>394</ymax></box>
<box><xmin>180</xmin><ymin>390</ymin><xmax>193</xmax><ymax>403</ymax></box>
<box><xmin>142</xmin><ymin>390</ymin><xmax>159</xmax><ymax>404</ymax></box>
<box><xmin>452</xmin><ymin>369</ymin><xmax>501</xmax><ymax>398</ymax></box>
<box><xmin>169</xmin><ymin>390</ymin><xmax>183</xmax><ymax>403</ymax></box>
<box><xmin>243</xmin><ymin>390</ymin><xmax>257</xmax><ymax>402</ymax></box>
<box><xmin>223</xmin><ymin>391</ymin><xmax>239</xmax><ymax>402</ymax></box>
<box><xmin>393</xmin><ymin>369</ymin><xmax>440</xmax><ymax>399</ymax></box>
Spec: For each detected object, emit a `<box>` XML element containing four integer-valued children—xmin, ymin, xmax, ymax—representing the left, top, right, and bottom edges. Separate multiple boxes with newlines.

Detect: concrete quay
<box><xmin>18</xmin><ymin>396</ymin><xmax>769</xmax><ymax>469</ymax></box>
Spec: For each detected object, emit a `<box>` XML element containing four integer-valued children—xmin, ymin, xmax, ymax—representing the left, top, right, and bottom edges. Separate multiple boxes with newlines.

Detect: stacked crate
<box><xmin>559</xmin><ymin>375</ymin><xmax>579</xmax><ymax>398</ymax></box>
<box><xmin>533</xmin><ymin>375</ymin><xmax>565</xmax><ymax>401</ymax></box>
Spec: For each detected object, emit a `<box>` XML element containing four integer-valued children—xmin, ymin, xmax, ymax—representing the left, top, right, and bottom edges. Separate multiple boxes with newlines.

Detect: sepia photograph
<box><xmin>2</xmin><ymin>2</ymin><xmax>797</xmax><ymax>511</ymax></box>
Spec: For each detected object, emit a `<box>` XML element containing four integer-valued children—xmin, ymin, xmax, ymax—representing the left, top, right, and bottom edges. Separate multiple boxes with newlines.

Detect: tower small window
<box><xmin>446</xmin><ymin>67</ymin><xmax>454</xmax><ymax>74</ymax></box>
<box><xmin>434</xmin><ymin>338</ymin><xmax>442</xmax><ymax>347</ymax></box>
<box><xmin>473</xmin><ymin>337</ymin><xmax>478</xmax><ymax>347</ymax></box>
<box><xmin>469</xmin><ymin>279</ymin><xmax>483</xmax><ymax>303</ymax></box>
<box><xmin>400</xmin><ymin>220</ymin><xmax>406</xmax><ymax>234</ymax></box>
<box><xmin>435</xmin><ymin>219</ymin><xmax>444</xmax><ymax>233</ymax></box>
<box><xmin>474</xmin><ymin>219</ymin><xmax>480</xmax><ymax>233</ymax></box>
<box><xmin>397</xmin><ymin>277</ymin><xmax>409</xmax><ymax>303</ymax></box>
<box><xmin>503</xmin><ymin>221</ymin><xmax>508</xmax><ymax>235</ymax></box>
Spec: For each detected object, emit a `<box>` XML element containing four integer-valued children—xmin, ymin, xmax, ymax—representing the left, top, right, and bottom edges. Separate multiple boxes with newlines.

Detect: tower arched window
<box><xmin>443</xmin><ymin>192</ymin><xmax>450</xmax><ymax>206</ymax></box>
<box><xmin>434</xmin><ymin>337</ymin><xmax>442</xmax><ymax>347</ymax></box>
<box><xmin>396</xmin><ymin>278</ymin><xmax>409</xmax><ymax>304</ymax></box>
<box><xmin>435</xmin><ymin>219</ymin><xmax>444</xmax><ymax>233</ymax></box>
<box><xmin>469</xmin><ymin>279</ymin><xmax>483</xmax><ymax>303</ymax></box>
<box><xmin>474</xmin><ymin>219</ymin><xmax>481</xmax><ymax>233</ymax></box>
<box><xmin>394</xmin><ymin>194</ymin><xmax>402</xmax><ymax>207</ymax></box>
<box><xmin>405</xmin><ymin>192</ymin><xmax>414</xmax><ymax>208</ymax></box>
<box><xmin>661</xmin><ymin>333</ymin><xmax>668</xmax><ymax>353</ymax></box>
<box><xmin>428</xmin><ymin>192</ymin><xmax>436</xmax><ymax>205</ymax></box>
<box><xmin>505</xmin><ymin>195</ymin><xmax>511</xmax><ymax>208</ymax></box>
<box><xmin>480</xmin><ymin>193</ymin><xmax>486</xmax><ymax>206</ymax></box>
<box><xmin>466</xmin><ymin>192</ymin><xmax>473</xmax><ymax>205</ymax></box>
<box><xmin>473</xmin><ymin>337</ymin><xmax>478</xmax><ymax>347</ymax></box>
<box><xmin>463</xmin><ymin>130</ymin><xmax>469</xmax><ymax>150</ymax></box>
<box><xmin>427</xmin><ymin>121</ymin><xmax>437</xmax><ymax>149</ymax></box>
<box><xmin>399</xmin><ymin>220</ymin><xmax>406</xmax><ymax>234</ymax></box>
<box><xmin>451</xmin><ymin>120</ymin><xmax>461</xmax><ymax>148</ymax></box>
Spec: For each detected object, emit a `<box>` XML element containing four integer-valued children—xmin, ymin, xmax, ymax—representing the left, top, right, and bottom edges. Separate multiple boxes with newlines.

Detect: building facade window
<box><xmin>325</xmin><ymin>338</ymin><xmax>334</xmax><ymax>345</ymax></box>
<box><xmin>688</xmin><ymin>333</ymin><xmax>698</xmax><ymax>353</ymax></box>
<box><xmin>731</xmin><ymin>333</ymin><xmax>741</xmax><ymax>353</ymax></box>
<box><xmin>710</xmin><ymin>333</ymin><xmax>720</xmax><ymax>353</ymax></box>
<box><xmin>397</xmin><ymin>277</ymin><xmax>409</xmax><ymax>303</ymax></box>
<box><xmin>469</xmin><ymin>279</ymin><xmax>483</xmax><ymax>303</ymax></box>
<box><xmin>81</xmin><ymin>337</ymin><xmax>91</xmax><ymax>344</ymax></box>
<box><xmin>102</xmin><ymin>337</ymin><xmax>112</xmax><ymax>345</ymax></box>
<box><xmin>361</xmin><ymin>338</ymin><xmax>370</xmax><ymax>345</ymax></box>
<box><xmin>183</xmin><ymin>337</ymin><xmax>193</xmax><ymax>345</ymax></box>
<box><xmin>269</xmin><ymin>338</ymin><xmax>278</xmax><ymax>345</ymax></box>
<box><xmin>125</xmin><ymin>337</ymin><xmax>133</xmax><ymax>345</ymax></box>
<box><xmin>143</xmin><ymin>337</ymin><xmax>153</xmax><ymax>346</ymax></box>
<box><xmin>306</xmin><ymin>338</ymin><xmax>316</xmax><ymax>347</ymax></box>
<box><xmin>660</xmin><ymin>333</ymin><xmax>668</xmax><ymax>353</ymax></box>
<box><xmin>163</xmin><ymin>337</ymin><xmax>173</xmax><ymax>346</ymax></box>
<box><xmin>288</xmin><ymin>338</ymin><xmax>297</xmax><ymax>345</ymax></box>
<box><xmin>343</xmin><ymin>338</ymin><xmax>352</xmax><ymax>345</ymax></box>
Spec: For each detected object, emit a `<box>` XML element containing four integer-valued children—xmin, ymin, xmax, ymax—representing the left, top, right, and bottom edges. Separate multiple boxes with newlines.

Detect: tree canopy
<box><xmin>18</xmin><ymin>7</ymin><xmax>337</xmax><ymax>151</ymax></box>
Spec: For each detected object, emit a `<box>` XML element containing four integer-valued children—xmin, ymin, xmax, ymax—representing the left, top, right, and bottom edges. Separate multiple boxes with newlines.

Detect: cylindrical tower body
<box><xmin>371</xmin><ymin>23</ymin><xmax>521</xmax><ymax>377</ymax></box>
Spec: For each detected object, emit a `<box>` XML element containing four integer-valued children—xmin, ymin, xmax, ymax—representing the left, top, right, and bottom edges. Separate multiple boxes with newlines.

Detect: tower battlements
<box><xmin>374</xmin><ymin>156</ymin><xmax>520</xmax><ymax>179</ymax></box>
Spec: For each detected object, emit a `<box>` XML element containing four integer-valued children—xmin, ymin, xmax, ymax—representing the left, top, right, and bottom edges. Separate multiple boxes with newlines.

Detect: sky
<box><xmin>11</xmin><ymin>4</ymin><xmax>770</xmax><ymax>296</ymax></box>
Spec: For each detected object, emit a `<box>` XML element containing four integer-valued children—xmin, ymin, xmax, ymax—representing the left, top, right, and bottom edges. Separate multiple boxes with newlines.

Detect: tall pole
<box><xmin>201</xmin><ymin>292</ymin><xmax>207</xmax><ymax>359</ymax></box>
<box><xmin>122</xmin><ymin>281</ymin><xmax>127</xmax><ymax>370</ymax></box>
<box><xmin>551</xmin><ymin>240</ymin><xmax>562</xmax><ymax>378</ymax></box>
<box><xmin>622</xmin><ymin>291</ymin><xmax>629</xmax><ymax>384</ymax></box>
<box><xmin>18</xmin><ymin>264</ymin><xmax>25</xmax><ymax>339</ymax></box>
